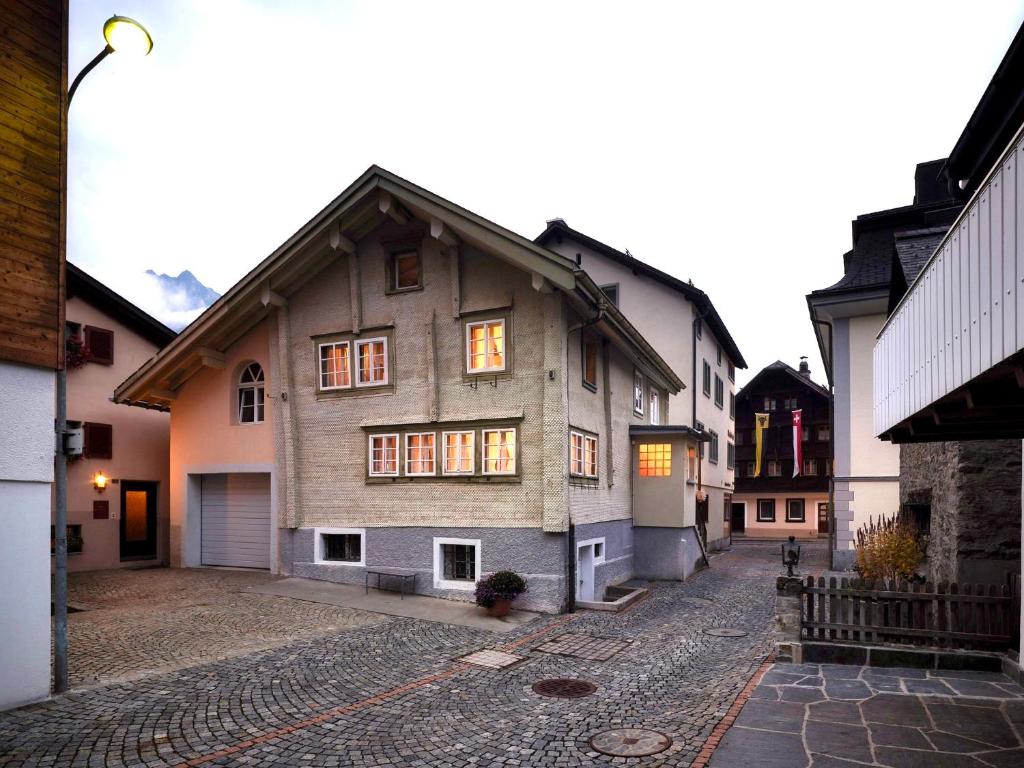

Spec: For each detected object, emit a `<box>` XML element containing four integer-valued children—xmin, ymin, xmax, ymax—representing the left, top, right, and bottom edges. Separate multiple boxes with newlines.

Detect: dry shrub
<box><xmin>855</xmin><ymin>512</ymin><xmax>925</xmax><ymax>581</ymax></box>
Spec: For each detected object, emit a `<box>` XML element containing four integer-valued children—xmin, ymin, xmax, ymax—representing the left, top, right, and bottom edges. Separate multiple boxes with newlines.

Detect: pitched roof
<box><xmin>534</xmin><ymin>219</ymin><xmax>747</xmax><ymax>369</ymax></box>
<box><xmin>114</xmin><ymin>166</ymin><xmax>682</xmax><ymax>408</ymax></box>
<box><xmin>736</xmin><ymin>360</ymin><xmax>830</xmax><ymax>401</ymax></box>
<box><xmin>893</xmin><ymin>227</ymin><xmax>948</xmax><ymax>284</ymax></box>
<box><xmin>66</xmin><ymin>262</ymin><xmax>176</xmax><ymax>348</ymax></box>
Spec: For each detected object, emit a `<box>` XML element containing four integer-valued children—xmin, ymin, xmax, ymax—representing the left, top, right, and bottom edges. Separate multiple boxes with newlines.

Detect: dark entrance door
<box><xmin>120</xmin><ymin>481</ymin><xmax>158</xmax><ymax>560</ymax></box>
<box><xmin>817</xmin><ymin>502</ymin><xmax>829</xmax><ymax>535</ymax></box>
<box><xmin>731</xmin><ymin>503</ymin><xmax>746</xmax><ymax>533</ymax></box>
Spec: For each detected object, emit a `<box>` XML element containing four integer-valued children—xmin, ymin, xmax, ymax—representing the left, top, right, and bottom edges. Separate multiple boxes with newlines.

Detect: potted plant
<box><xmin>475</xmin><ymin>570</ymin><xmax>527</xmax><ymax>617</ymax></box>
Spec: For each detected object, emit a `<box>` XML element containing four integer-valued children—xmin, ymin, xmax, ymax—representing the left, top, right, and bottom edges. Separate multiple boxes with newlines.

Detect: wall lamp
<box><xmin>68</xmin><ymin>15</ymin><xmax>154</xmax><ymax>104</ymax></box>
<box><xmin>92</xmin><ymin>472</ymin><xmax>109</xmax><ymax>493</ymax></box>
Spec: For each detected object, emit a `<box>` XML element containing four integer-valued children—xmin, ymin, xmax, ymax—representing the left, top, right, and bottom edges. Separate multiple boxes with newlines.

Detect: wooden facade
<box><xmin>0</xmin><ymin>0</ymin><xmax>67</xmax><ymax>370</ymax></box>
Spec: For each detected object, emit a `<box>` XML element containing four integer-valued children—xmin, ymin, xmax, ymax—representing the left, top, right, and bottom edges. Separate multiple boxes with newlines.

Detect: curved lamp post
<box><xmin>54</xmin><ymin>13</ymin><xmax>154</xmax><ymax>695</ymax></box>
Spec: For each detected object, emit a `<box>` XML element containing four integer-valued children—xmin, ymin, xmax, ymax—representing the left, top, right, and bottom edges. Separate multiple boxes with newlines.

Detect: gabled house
<box><xmin>535</xmin><ymin>220</ymin><xmax>746</xmax><ymax>551</ymax></box>
<box><xmin>114</xmin><ymin>167</ymin><xmax>710</xmax><ymax>613</ymax></box>
<box><xmin>62</xmin><ymin>263</ymin><xmax>176</xmax><ymax>572</ymax></box>
<box><xmin>732</xmin><ymin>359</ymin><xmax>832</xmax><ymax>539</ymax></box>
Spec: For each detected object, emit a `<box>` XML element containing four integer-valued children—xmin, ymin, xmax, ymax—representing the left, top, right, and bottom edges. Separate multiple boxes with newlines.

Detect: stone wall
<box><xmin>900</xmin><ymin>440</ymin><xmax>1021</xmax><ymax>585</ymax></box>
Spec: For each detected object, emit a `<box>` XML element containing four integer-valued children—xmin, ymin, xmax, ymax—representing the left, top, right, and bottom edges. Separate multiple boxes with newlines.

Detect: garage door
<box><xmin>201</xmin><ymin>473</ymin><xmax>271</xmax><ymax>569</ymax></box>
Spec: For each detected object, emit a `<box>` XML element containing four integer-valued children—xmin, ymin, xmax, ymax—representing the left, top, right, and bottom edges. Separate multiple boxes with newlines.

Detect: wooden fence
<box><xmin>800</xmin><ymin>576</ymin><xmax>1015</xmax><ymax>651</ymax></box>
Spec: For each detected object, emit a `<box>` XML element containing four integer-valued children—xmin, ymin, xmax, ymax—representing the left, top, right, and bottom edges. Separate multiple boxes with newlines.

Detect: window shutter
<box><xmin>83</xmin><ymin>422</ymin><xmax>113</xmax><ymax>459</ymax></box>
<box><xmin>84</xmin><ymin>326</ymin><xmax>114</xmax><ymax>365</ymax></box>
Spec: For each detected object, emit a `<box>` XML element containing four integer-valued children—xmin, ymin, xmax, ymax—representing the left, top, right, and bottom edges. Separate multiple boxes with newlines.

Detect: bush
<box><xmin>474</xmin><ymin>570</ymin><xmax>527</xmax><ymax>608</ymax></box>
<box><xmin>854</xmin><ymin>512</ymin><xmax>926</xmax><ymax>581</ymax></box>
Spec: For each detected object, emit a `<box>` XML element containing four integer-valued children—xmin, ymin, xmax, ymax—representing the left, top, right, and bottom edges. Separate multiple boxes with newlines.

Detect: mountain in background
<box><xmin>143</xmin><ymin>269</ymin><xmax>220</xmax><ymax>330</ymax></box>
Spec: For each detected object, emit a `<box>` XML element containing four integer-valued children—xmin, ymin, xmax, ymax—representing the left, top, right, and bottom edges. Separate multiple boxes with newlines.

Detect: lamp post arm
<box><xmin>68</xmin><ymin>45</ymin><xmax>113</xmax><ymax>105</ymax></box>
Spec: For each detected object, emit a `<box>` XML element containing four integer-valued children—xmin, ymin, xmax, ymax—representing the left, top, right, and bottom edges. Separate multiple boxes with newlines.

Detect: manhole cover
<box><xmin>590</xmin><ymin>728</ymin><xmax>672</xmax><ymax>757</ymax></box>
<box><xmin>532</xmin><ymin>678</ymin><xmax>597</xmax><ymax>698</ymax></box>
<box><xmin>703</xmin><ymin>627</ymin><xmax>748</xmax><ymax>637</ymax></box>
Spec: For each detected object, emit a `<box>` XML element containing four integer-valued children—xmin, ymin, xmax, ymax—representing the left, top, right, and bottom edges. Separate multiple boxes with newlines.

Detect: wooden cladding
<box><xmin>83</xmin><ymin>421</ymin><xmax>112</xmax><ymax>459</ymax></box>
<box><xmin>0</xmin><ymin>0</ymin><xmax>67</xmax><ymax>370</ymax></box>
<box><xmin>84</xmin><ymin>325</ymin><xmax>113</xmax><ymax>365</ymax></box>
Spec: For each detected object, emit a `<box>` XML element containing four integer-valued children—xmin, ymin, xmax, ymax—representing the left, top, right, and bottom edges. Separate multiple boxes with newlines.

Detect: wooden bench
<box><xmin>364</xmin><ymin>569</ymin><xmax>416</xmax><ymax>599</ymax></box>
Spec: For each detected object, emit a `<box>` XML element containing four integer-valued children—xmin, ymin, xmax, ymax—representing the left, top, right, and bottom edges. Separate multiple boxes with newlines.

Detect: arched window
<box><xmin>238</xmin><ymin>362</ymin><xmax>265</xmax><ymax>424</ymax></box>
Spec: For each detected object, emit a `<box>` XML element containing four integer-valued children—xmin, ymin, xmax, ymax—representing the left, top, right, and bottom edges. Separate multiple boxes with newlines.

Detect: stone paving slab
<box><xmin>1</xmin><ymin>542</ymin><xmax>809</xmax><ymax>766</ymax></box>
<box><xmin>710</xmin><ymin>662</ymin><xmax>1024</xmax><ymax>767</ymax></box>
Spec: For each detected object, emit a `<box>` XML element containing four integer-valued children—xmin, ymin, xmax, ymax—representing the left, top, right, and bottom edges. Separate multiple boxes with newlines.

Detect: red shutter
<box><xmin>84</xmin><ymin>326</ymin><xmax>114</xmax><ymax>365</ymax></box>
<box><xmin>83</xmin><ymin>422</ymin><xmax>113</xmax><ymax>459</ymax></box>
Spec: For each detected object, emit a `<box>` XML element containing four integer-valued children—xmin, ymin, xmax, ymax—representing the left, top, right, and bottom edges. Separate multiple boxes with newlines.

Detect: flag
<box><xmin>792</xmin><ymin>409</ymin><xmax>803</xmax><ymax>478</ymax></box>
<box><xmin>754</xmin><ymin>413</ymin><xmax>769</xmax><ymax>476</ymax></box>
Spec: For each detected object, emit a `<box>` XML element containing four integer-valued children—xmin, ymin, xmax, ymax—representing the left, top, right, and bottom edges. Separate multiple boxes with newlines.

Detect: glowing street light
<box><xmin>68</xmin><ymin>15</ymin><xmax>154</xmax><ymax>104</ymax></box>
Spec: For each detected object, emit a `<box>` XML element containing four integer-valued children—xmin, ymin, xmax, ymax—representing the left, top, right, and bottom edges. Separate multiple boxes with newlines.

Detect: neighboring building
<box><xmin>807</xmin><ymin>160</ymin><xmax>962</xmax><ymax>568</ymax></box>
<box><xmin>874</xmin><ymin>21</ymin><xmax>1024</xmax><ymax>666</ymax></box>
<box><xmin>0</xmin><ymin>0</ymin><xmax>67</xmax><ymax>709</ymax></box>
<box><xmin>114</xmin><ymin>167</ymin><xmax>713</xmax><ymax>613</ymax></box>
<box><xmin>535</xmin><ymin>220</ymin><xmax>746</xmax><ymax>551</ymax></box>
<box><xmin>61</xmin><ymin>263</ymin><xmax>175</xmax><ymax>572</ymax></box>
<box><xmin>732</xmin><ymin>359</ymin><xmax>831</xmax><ymax>539</ymax></box>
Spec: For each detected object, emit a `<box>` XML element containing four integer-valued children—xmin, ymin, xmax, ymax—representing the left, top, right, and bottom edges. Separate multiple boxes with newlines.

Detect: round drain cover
<box><xmin>532</xmin><ymin>678</ymin><xmax>597</xmax><ymax>698</ymax></box>
<box><xmin>703</xmin><ymin>627</ymin><xmax>748</xmax><ymax>637</ymax></box>
<box><xmin>590</xmin><ymin>728</ymin><xmax>672</xmax><ymax>757</ymax></box>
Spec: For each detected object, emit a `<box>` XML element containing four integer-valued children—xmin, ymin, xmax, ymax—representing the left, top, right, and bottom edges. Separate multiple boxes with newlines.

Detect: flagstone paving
<box><xmin>3</xmin><ymin>542</ymin><xmax>794</xmax><ymax>767</ymax></box>
<box><xmin>710</xmin><ymin>662</ymin><xmax>1024</xmax><ymax>767</ymax></box>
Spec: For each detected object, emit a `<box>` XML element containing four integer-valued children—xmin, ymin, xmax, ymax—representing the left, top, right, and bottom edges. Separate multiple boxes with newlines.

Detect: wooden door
<box><xmin>120</xmin><ymin>481</ymin><xmax>158</xmax><ymax>560</ymax></box>
<box><xmin>817</xmin><ymin>502</ymin><xmax>829</xmax><ymax>535</ymax></box>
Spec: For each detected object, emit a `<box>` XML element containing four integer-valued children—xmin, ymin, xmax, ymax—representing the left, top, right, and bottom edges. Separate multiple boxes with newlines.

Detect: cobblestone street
<box><xmin>3</xmin><ymin>542</ymin><xmax>799</xmax><ymax>767</ymax></box>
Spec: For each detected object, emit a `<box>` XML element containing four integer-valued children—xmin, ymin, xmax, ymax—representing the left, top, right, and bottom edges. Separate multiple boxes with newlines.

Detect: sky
<box><xmin>67</xmin><ymin>0</ymin><xmax>1024</xmax><ymax>386</ymax></box>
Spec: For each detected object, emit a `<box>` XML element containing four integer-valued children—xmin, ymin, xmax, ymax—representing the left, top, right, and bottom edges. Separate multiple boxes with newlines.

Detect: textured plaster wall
<box><xmin>633</xmin><ymin>526</ymin><xmax>703</xmax><ymax>581</ymax></box>
<box><xmin>575</xmin><ymin>518</ymin><xmax>633</xmax><ymax>597</ymax></box>
<box><xmin>731</xmin><ymin>493</ymin><xmax>827</xmax><ymax>539</ymax></box>
<box><xmin>0</xmin><ymin>361</ymin><xmax>54</xmax><ymax>484</ymax></box>
<box><xmin>901</xmin><ymin>440</ymin><xmax>1021</xmax><ymax>585</ymax></box>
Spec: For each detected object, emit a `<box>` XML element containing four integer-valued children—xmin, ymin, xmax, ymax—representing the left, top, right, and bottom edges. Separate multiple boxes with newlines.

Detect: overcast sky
<box><xmin>67</xmin><ymin>0</ymin><xmax>1024</xmax><ymax>385</ymax></box>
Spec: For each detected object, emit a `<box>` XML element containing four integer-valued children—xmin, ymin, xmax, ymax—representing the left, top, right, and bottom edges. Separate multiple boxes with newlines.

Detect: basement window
<box><xmin>315</xmin><ymin>528</ymin><xmax>365</xmax><ymax>566</ymax></box>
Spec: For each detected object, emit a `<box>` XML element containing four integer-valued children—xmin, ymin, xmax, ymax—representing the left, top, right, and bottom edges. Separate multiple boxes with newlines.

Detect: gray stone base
<box><xmin>832</xmin><ymin>548</ymin><xmax>856</xmax><ymax>571</ymax></box>
<box><xmin>801</xmin><ymin>641</ymin><xmax>1005</xmax><ymax>672</ymax></box>
<box><xmin>574</xmin><ymin>518</ymin><xmax>633</xmax><ymax>600</ymax></box>
<box><xmin>633</xmin><ymin>526</ymin><xmax>703</xmax><ymax>581</ymax></box>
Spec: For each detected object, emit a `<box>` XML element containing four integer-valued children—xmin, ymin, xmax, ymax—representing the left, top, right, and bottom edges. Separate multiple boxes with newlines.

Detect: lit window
<box><xmin>238</xmin><ymin>362</ymin><xmax>265</xmax><ymax>424</ymax></box>
<box><xmin>582</xmin><ymin>338</ymin><xmax>598</xmax><ymax>389</ymax></box>
<box><xmin>482</xmin><ymin>428</ymin><xmax>516</xmax><ymax>474</ymax></box>
<box><xmin>442</xmin><ymin>431</ymin><xmax>474</xmax><ymax>475</ymax></box>
<box><xmin>356</xmin><ymin>338</ymin><xmax>388</xmax><ymax>386</ymax></box>
<box><xmin>570</xmin><ymin>431</ymin><xmax>585</xmax><ymax>476</ymax></box>
<box><xmin>319</xmin><ymin>341</ymin><xmax>351</xmax><ymax>389</ymax></box>
<box><xmin>639</xmin><ymin>443</ymin><xmax>671</xmax><ymax>477</ymax></box>
<box><xmin>650</xmin><ymin>390</ymin><xmax>660</xmax><ymax>425</ymax></box>
<box><xmin>585</xmin><ymin>435</ymin><xmax>598</xmax><ymax>477</ymax></box>
<box><xmin>405</xmin><ymin>432</ymin><xmax>436</xmax><ymax>476</ymax></box>
<box><xmin>757</xmin><ymin>499</ymin><xmax>776</xmax><ymax>522</ymax></box>
<box><xmin>687</xmin><ymin>445</ymin><xmax>697</xmax><ymax>479</ymax></box>
<box><xmin>466</xmin><ymin>319</ymin><xmax>506</xmax><ymax>373</ymax></box>
<box><xmin>392</xmin><ymin>250</ymin><xmax>420</xmax><ymax>291</ymax></box>
<box><xmin>786</xmin><ymin>499</ymin><xmax>806</xmax><ymax>523</ymax></box>
<box><xmin>369</xmin><ymin>434</ymin><xmax>398</xmax><ymax>476</ymax></box>
<box><xmin>633</xmin><ymin>371</ymin><xmax>644</xmax><ymax>415</ymax></box>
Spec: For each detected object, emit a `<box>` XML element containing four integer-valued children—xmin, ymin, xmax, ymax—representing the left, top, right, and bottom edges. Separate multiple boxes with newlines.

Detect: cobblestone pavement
<box><xmin>62</xmin><ymin>568</ymin><xmax>388</xmax><ymax>688</ymax></box>
<box><xmin>710</xmin><ymin>662</ymin><xmax>1024</xmax><ymax>767</ymax></box>
<box><xmin>3</xmin><ymin>542</ymin><xmax>804</xmax><ymax>767</ymax></box>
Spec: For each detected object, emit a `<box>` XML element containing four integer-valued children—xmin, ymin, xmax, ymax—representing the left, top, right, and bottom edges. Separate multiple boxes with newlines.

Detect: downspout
<box><xmin>692</xmin><ymin>305</ymin><xmax>713</xmax><ymax>553</ymax></box>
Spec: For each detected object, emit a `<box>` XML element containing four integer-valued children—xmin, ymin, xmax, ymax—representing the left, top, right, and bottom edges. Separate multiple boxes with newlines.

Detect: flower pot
<box><xmin>487</xmin><ymin>597</ymin><xmax>512</xmax><ymax>617</ymax></box>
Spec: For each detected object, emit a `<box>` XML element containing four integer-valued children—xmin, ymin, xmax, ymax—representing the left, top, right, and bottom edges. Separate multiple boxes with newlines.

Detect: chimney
<box><xmin>798</xmin><ymin>356</ymin><xmax>810</xmax><ymax>378</ymax></box>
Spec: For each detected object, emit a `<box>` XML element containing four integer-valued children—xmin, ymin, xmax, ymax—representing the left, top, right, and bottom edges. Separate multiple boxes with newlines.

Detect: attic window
<box><xmin>84</xmin><ymin>326</ymin><xmax>114</xmax><ymax>365</ymax></box>
<box><xmin>390</xmin><ymin>250</ymin><xmax>421</xmax><ymax>292</ymax></box>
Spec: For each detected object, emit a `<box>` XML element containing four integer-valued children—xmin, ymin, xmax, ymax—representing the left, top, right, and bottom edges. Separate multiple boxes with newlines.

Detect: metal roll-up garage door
<box><xmin>201</xmin><ymin>473</ymin><xmax>271</xmax><ymax>569</ymax></box>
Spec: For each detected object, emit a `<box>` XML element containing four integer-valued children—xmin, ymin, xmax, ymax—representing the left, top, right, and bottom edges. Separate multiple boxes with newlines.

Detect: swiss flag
<box><xmin>792</xmin><ymin>409</ymin><xmax>803</xmax><ymax>477</ymax></box>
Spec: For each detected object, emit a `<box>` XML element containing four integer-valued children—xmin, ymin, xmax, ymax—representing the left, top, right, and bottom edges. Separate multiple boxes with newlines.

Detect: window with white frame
<box><xmin>368</xmin><ymin>434</ymin><xmax>399</xmax><ymax>476</ymax></box>
<box><xmin>405</xmin><ymin>432</ymin><xmax>436</xmax><ymax>475</ymax></box>
<box><xmin>482</xmin><ymin>428</ymin><xmax>516</xmax><ymax>475</ymax></box>
<box><xmin>314</xmin><ymin>527</ymin><xmax>365</xmax><ymax>566</ymax></box>
<box><xmin>238</xmin><ymin>362</ymin><xmax>265</xmax><ymax>424</ymax></box>
<box><xmin>442</xmin><ymin>431</ymin><xmax>474</xmax><ymax>475</ymax></box>
<box><xmin>650</xmin><ymin>389</ymin><xmax>660</xmax><ymax>425</ymax></box>
<box><xmin>466</xmin><ymin>318</ymin><xmax>506</xmax><ymax>373</ymax></box>
<box><xmin>570</xmin><ymin>431</ymin><xmax>585</xmax><ymax>476</ymax></box>
<box><xmin>767</xmin><ymin>460</ymin><xmax>782</xmax><ymax>477</ymax></box>
<box><xmin>803</xmin><ymin>458</ymin><xmax>817</xmax><ymax>476</ymax></box>
<box><xmin>708</xmin><ymin>430</ymin><xmax>719</xmax><ymax>464</ymax></box>
<box><xmin>764</xmin><ymin>397</ymin><xmax>777</xmax><ymax>411</ymax></box>
<box><xmin>817</xmin><ymin>425</ymin><xmax>831</xmax><ymax>441</ymax></box>
<box><xmin>786</xmin><ymin>498</ymin><xmax>806</xmax><ymax>523</ymax></box>
<box><xmin>356</xmin><ymin>338</ymin><xmax>388</xmax><ymax>386</ymax></box>
<box><xmin>585</xmin><ymin>434</ymin><xmax>598</xmax><ymax>477</ymax></box>
<box><xmin>633</xmin><ymin>371</ymin><xmax>644</xmax><ymax>415</ymax></box>
<box><xmin>391</xmin><ymin>250</ymin><xmax>420</xmax><ymax>291</ymax></box>
<box><xmin>319</xmin><ymin>341</ymin><xmax>351</xmax><ymax>390</ymax></box>
<box><xmin>434</xmin><ymin>537</ymin><xmax>481</xmax><ymax>590</ymax></box>
<box><xmin>757</xmin><ymin>498</ymin><xmax>776</xmax><ymax>522</ymax></box>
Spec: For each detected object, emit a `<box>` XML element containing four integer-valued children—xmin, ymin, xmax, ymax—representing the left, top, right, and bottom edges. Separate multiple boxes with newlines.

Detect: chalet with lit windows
<box><xmin>114</xmin><ymin>166</ymin><xmax>711</xmax><ymax>613</ymax></box>
<box><xmin>732</xmin><ymin>359</ymin><xmax>832</xmax><ymax>539</ymax></box>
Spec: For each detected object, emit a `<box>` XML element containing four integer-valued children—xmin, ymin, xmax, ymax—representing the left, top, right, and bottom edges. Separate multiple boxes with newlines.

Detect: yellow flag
<box><xmin>754</xmin><ymin>413</ymin><xmax>770</xmax><ymax>476</ymax></box>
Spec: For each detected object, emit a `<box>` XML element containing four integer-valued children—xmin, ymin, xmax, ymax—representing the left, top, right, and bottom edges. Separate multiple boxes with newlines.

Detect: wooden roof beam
<box><xmin>379</xmin><ymin>190</ymin><xmax>410</xmax><ymax>225</ymax></box>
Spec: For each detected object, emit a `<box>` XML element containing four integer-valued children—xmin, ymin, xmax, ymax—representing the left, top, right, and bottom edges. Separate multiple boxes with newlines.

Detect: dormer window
<box><xmin>238</xmin><ymin>363</ymin><xmax>265</xmax><ymax>424</ymax></box>
<box><xmin>466</xmin><ymin>319</ymin><xmax>505</xmax><ymax>373</ymax></box>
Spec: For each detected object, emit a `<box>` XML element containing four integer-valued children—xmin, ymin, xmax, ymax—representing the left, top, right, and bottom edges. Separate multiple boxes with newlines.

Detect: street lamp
<box><xmin>54</xmin><ymin>12</ymin><xmax>154</xmax><ymax>695</ymax></box>
<box><xmin>67</xmin><ymin>15</ymin><xmax>153</xmax><ymax>104</ymax></box>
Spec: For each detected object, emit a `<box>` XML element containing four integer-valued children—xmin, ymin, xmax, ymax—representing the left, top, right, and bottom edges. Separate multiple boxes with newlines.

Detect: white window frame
<box><xmin>355</xmin><ymin>337</ymin><xmax>389</xmax><ymax>387</ymax></box>
<box><xmin>441</xmin><ymin>430</ymin><xmax>475</xmax><ymax>475</ymax></box>
<box><xmin>313</xmin><ymin>527</ymin><xmax>365</xmax><ymax>567</ymax></box>
<box><xmin>465</xmin><ymin>318</ymin><xmax>506</xmax><ymax>374</ymax></box>
<box><xmin>767</xmin><ymin>460</ymin><xmax>782</xmax><ymax>477</ymax></box>
<box><xmin>433</xmin><ymin>537</ymin><xmax>481</xmax><ymax>591</ymax></box>
<box><xmin>238</xmin><ymin>362</ymin><xmax>265</xmax><ymax>424</ymax></box>
<box><xmin>650</xmin><ymin>390</ymin><xmax>660</xmax><ymax>425</ymax></box>
<box><xmin>368</xmin><ymin>433</ymin><xmax>400</xmax><ymax>476</ymax></box>
<box><xmin>318</xmin><ymin>340</ymin><xmax>352</xmax><ymax>390</ymax></box>
<box><xmin>570</xmin><ymin>430</ymin><xmax>586</xmax><ymax>476</ymax></box>
<box><xmin>577</xmin><ymin>536</ymin><xmax>606</xmax><ymax>565</ymax></box>
<box><xmin>633</xmin><ymin>371</ymin><xmax>644</xmax><ymax>415</ymax></box>
<box><xmin>481</xmin><ymin>428</ymin><xmax>516</xmax><ymax>475</ymax></box>
<box><xmin>584</xmin><ymin>434</ymin><xmax>598</xmax><ymax>478</ymax></box>
<box><xmin>405</xmin><ymin>432</ymin><xmax>437</xmax><ymax>476</ymax></box>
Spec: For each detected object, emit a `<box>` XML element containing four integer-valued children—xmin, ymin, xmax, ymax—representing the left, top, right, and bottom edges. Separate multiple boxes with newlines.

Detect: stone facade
<box><xmin>900</xmin><ymin>439</ymin><xmax>1021</xmax><ymax>585</ymax></box>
